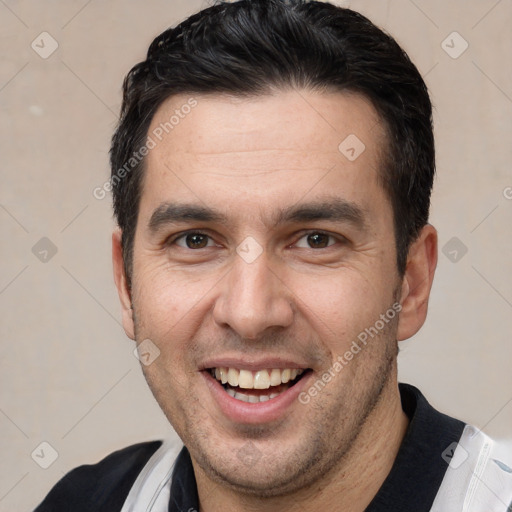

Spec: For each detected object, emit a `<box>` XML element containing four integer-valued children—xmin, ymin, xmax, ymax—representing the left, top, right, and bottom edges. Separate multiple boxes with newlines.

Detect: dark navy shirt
<box><xmin>35</xmin><ymin>384</ymin><xmax>465</xmax><ymax>511</ymax></box>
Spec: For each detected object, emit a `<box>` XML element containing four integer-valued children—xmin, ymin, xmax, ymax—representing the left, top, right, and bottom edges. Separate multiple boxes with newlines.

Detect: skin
<box><xmin>113</xmin><ymin>90</ymin><xmax>437</xmax><ymax>512</ymax></box>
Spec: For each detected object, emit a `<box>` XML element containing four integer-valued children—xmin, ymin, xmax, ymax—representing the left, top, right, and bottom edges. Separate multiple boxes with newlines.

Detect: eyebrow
<box><xmin>276</xmin><ymin>198</ymin><xmax>367</xmax><ymax>229</ymax></box>
<box><xmin>147</xmin><ymin>197</ymin><xmax>367</xmax><ymax>233</ymax></box>
<box><xmin>148</xmin><ymin>203</ymin><xmax>227</xmax><ymax>233</ymax></box>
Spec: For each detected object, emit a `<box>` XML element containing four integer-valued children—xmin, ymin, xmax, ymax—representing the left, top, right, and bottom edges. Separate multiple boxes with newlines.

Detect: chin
<box><xmin>191</xmin><ymin>435</ymin><xmax>332</xmax><ymax>499</ymax></box>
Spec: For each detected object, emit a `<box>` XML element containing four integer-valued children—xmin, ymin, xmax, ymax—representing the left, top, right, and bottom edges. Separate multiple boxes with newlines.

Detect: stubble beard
<box><xmin>174</xmin><ymin>337</ymin><xmax>397</xmax><ymax>499</ymax></box>
<box><xmin>132</xmin><ymin>303</ymin><xmax>399</xmax><ymax>499</ymax></box>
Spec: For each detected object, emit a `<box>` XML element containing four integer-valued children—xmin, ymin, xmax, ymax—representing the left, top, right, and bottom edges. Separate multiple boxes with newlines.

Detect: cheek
<box><xmin>131</xmin><ymin>262</ymin><xmax>229</xmax><ymax>389</ymax></box>
<box><xmin>131</xmin><ymin>267</ymin><xmax>210</xmax><ymax>402</ymax></box>
<box><xmin>293</xmin><ymin>269</ymin><xmax>392</xmax><ymax>350</ymax></box>
<box><xmin>133</xmin><ymin>258</ymin><xmax>213</xmax><ymax>324</ymax></box>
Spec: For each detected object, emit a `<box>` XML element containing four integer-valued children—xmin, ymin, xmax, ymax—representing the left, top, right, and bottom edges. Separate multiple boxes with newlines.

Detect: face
<box><xmin>117</xmin><ymin>90</ymin><xmax>408</xmax><ymax>496</ymax></box>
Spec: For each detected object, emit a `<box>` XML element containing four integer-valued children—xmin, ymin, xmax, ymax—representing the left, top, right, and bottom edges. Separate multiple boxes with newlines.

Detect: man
<box><xmin>35</xmin><ymin>0</ymin><xmax>512</xmax><ymax>510</ymax></box>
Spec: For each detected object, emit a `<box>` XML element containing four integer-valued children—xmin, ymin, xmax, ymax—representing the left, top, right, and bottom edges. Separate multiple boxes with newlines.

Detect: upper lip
<box><xmin>199</xmin><ymin>357</ymin><xmax>311</xmax><ymax>371</ymax></box>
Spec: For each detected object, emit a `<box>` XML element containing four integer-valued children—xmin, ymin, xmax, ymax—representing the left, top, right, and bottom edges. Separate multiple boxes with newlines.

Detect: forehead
<box><xmin>141</xmin><ymin>90</ymin><xmax>389</xmax><ymax>222</ymax></box>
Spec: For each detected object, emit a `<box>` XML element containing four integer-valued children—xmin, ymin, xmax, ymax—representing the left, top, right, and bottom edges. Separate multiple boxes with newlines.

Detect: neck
<box><xmin>194</xmin><ymin>379</ymin><xmax>408</xmax><ymax>512</ymax></box>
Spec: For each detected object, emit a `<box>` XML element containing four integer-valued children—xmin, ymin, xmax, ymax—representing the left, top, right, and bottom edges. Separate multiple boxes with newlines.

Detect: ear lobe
<box><xmin>112</xmin><ymin>229</ymin><xmax>135</xmax><ymax>340</ymax></box>
<box><xmin>396</xmin><ymin>224</ymin><xmax>438</xmax><ymax>341</ymax></box>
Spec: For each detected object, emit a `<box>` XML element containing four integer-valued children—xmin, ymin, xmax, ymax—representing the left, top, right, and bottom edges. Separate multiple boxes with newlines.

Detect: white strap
<box><xmin>121</xmin><ymin>429</ymin><xmax>512</xmax><ymax>511</ymax></box>
<box><xmin>120</xmin><ymin>438</ymin><xmax>183</xmax><ymax>512</ymax></box>
<box><xmin>431</xmin><ymin>425</ymin><xmax>512</xmax><ymax>511</ymax></box>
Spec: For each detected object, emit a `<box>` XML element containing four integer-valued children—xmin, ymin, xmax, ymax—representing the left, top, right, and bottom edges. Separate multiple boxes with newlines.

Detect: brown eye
<box><xmin>306</xmin><ymin>233</ymin><xmax>331</xmax><ymax>248</ymax></box>
<box><xmin>294</xmin><ymin>232</ymin><xmax>338</xmax><ymax>249</ymax></box>
<box><xmin>185</xmin><ymin>234</ymin><xmax>209</xmax><ymax>249</ymax></box>
<box><xmin>174</xmin><ymin>233</ymin><xmax>213</xmax><ymax>249</ymax></box>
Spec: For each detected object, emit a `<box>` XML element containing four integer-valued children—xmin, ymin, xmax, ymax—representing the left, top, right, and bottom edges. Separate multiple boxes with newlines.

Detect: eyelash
<box><xmin>170</xmin><ymin>231</ymin><xmax>217</xmax><ymax>248</ymax></box>
<box><xmin>293</xmin><ymin>230</ymin><xmax>342</xmax><ymax>249</ymax></box>
<box><xmin>168</xmin><ymin>230</ymin><xmax>346</xmax><ymax>250</ymax></box>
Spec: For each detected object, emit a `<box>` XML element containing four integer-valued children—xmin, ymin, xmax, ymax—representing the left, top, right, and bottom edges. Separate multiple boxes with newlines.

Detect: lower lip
<box><xmin>202</xmin><ymin>371</ymin><xmax>312</xmax><ymax>424</ymax></box>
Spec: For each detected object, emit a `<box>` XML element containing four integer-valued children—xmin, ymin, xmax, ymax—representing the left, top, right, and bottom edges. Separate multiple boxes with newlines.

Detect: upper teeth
<box><xmin>213</xmin><ymin>367</ymin><xmax>304</xmax><ymax>389</ymax></box>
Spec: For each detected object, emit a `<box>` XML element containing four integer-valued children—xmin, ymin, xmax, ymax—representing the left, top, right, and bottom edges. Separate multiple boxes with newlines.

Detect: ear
<box><xmin>112</xmin><ymin>229</ymin><xmax>135</xmax><ymax>340</ymax></box>
<box><xmin>397</xmin><ymin>224</ymin><xmax>438</xmax><ymax>341</ymax></box>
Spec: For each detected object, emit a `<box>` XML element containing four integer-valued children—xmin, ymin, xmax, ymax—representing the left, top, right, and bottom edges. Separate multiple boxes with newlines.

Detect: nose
<box><xmin>212</xmin><ymin>252</ymin><xmax>294</xmax><ymax>339</ymax></box>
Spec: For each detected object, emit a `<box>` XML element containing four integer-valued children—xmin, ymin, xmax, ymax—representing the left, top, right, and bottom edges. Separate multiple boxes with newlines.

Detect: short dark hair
<box><xmin>110</xmin><ymin>0</ymin><xmax>435</xmax><ymax>284</ymax></box>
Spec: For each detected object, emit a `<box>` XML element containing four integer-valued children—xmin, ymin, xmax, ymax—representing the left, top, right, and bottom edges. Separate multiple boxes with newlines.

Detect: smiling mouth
<box><xmin>208</xmin><ymin>367</ymin><xmax>310</xmax><ymax>403</ymax></box>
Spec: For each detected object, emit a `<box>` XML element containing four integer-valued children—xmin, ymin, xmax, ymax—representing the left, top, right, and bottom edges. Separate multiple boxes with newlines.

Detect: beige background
<box><xmin>1</xmin><ymin>0</ymin><xmax>511</xmax><ymax>510</ymax></box>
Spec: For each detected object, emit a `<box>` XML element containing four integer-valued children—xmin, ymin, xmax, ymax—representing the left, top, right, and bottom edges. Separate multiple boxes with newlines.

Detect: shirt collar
<box><xmin>365</xmin><ymin>383</ymin><xmax>465</xmax><ymax>511</ymax></box>
<box><xmin>168</xmin><ymin>383</ymin><xmax>465</xmax><ymax>512</ymax></box>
